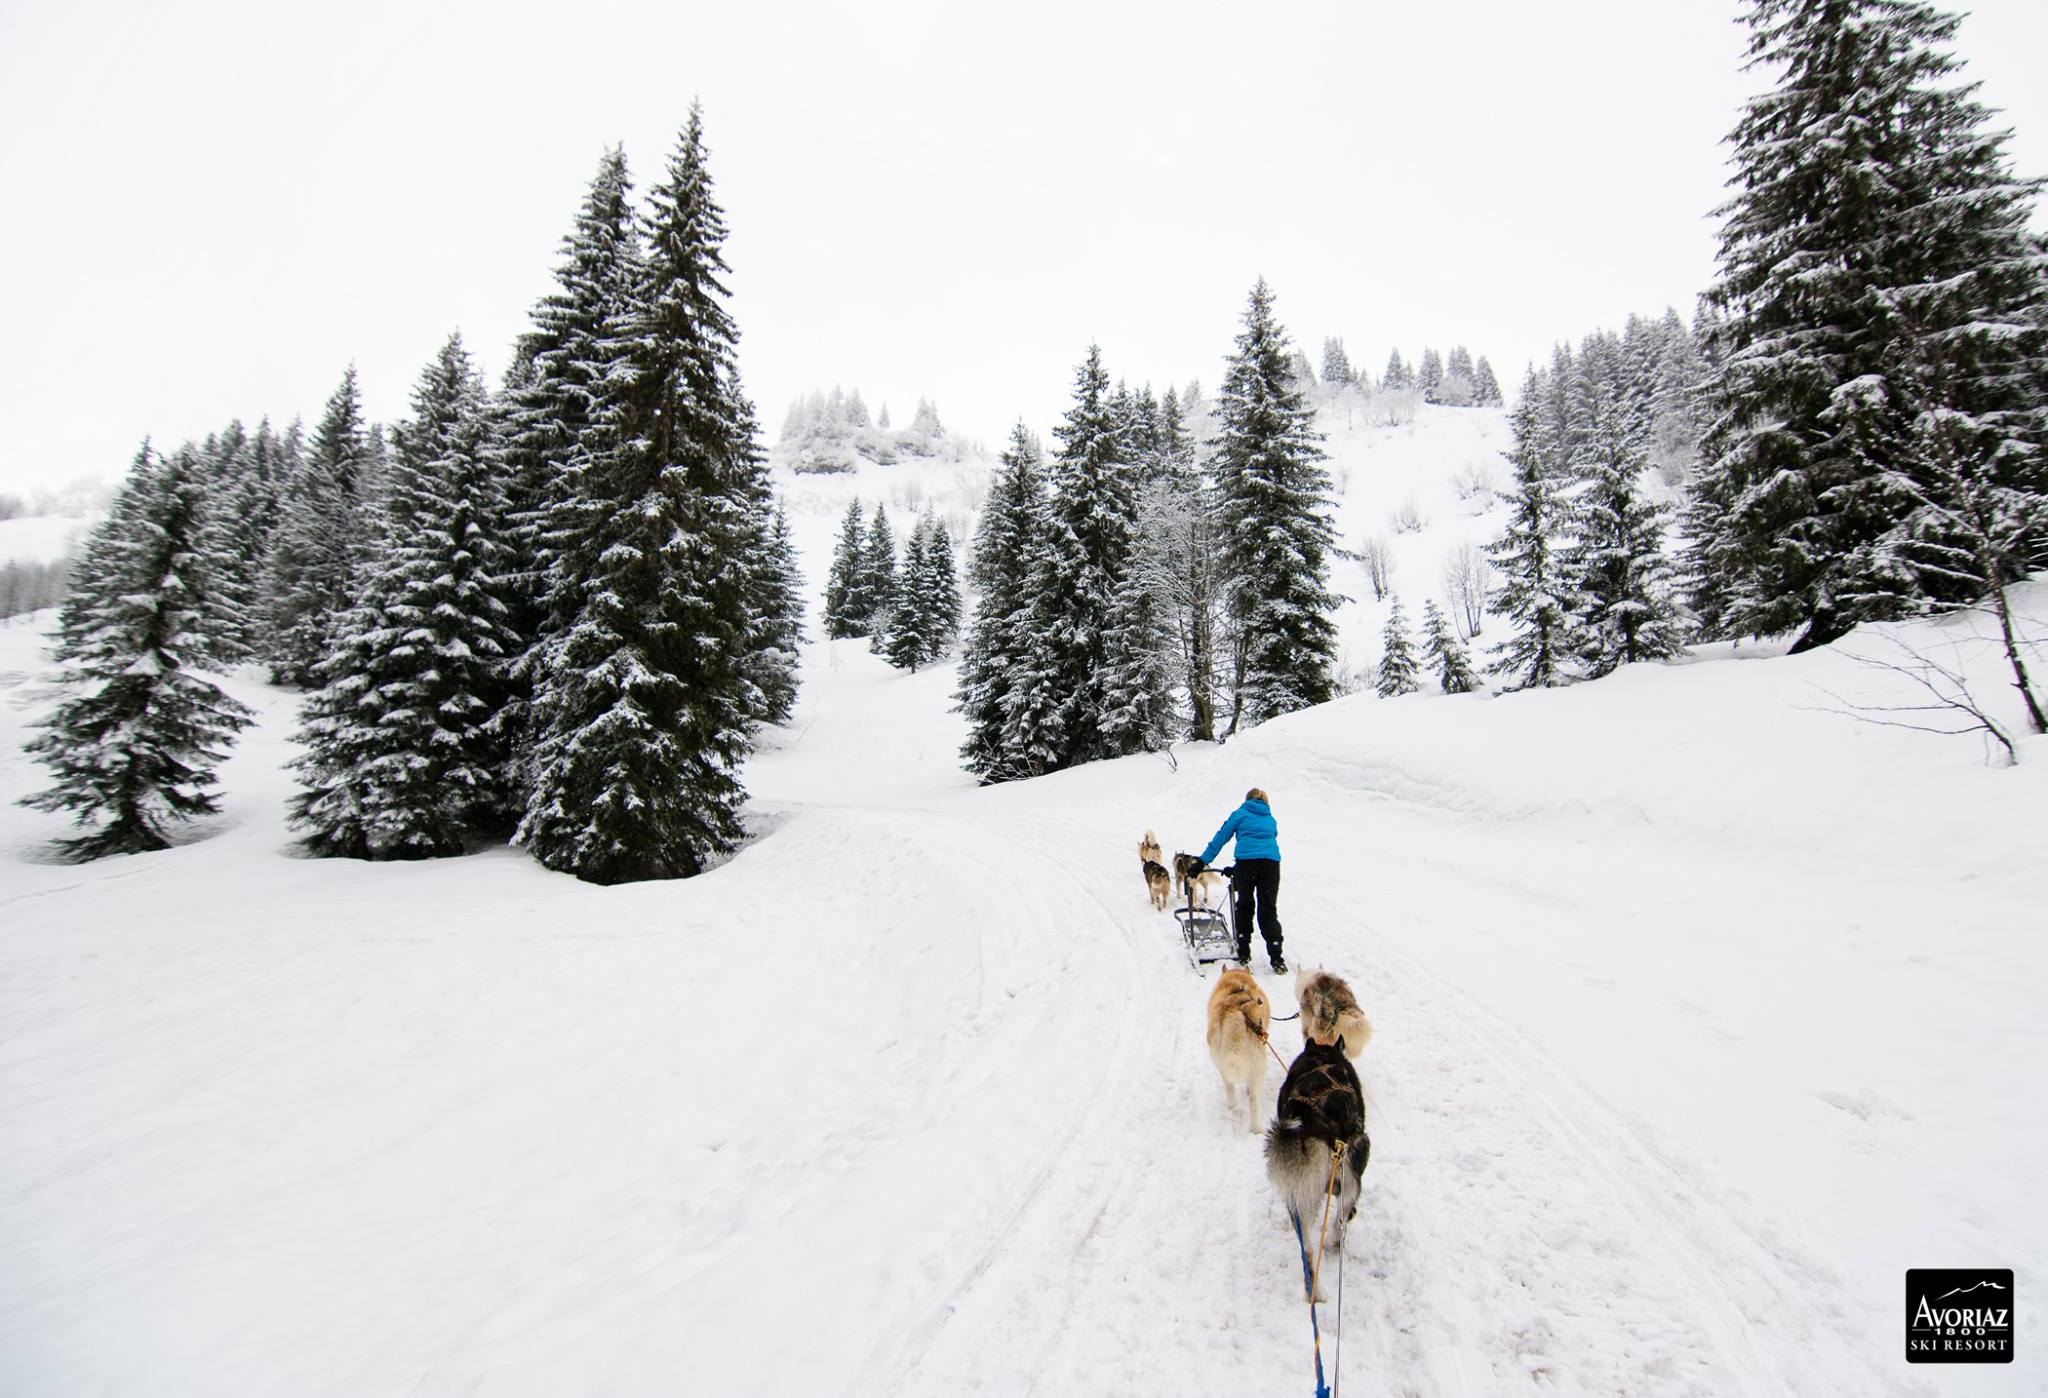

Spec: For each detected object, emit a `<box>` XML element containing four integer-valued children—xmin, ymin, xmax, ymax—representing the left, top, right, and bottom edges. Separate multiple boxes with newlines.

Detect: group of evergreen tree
<box><xmin>20</xmin><ymin>107</ymin><xmax>806</xmax><ymax>874</ymax></box>
<box><xmin>823</xmin><ymin>499</ymin><xmax>960</xmax><ymax>669</ymax></box>
<box><xmin>1373</xmin><ymin>595</ymin><xmax>1479</xmax><ymax>698</ymax></box>
<box><xmin>1683</xmin><ymin>0</ymin><xmax>2047</xmax><ymax>676</ymax></box>
<box><xmin>779</xmin><ymin>387</ymin><xmax>954</xmax><ymax>473</ymax></box>
<box><xmin>1372</xmin><ymin>346</ymin><xmax>1504</xmax><ymax>407</ymax></box>
<box><xmin>956</xmin><ymin>281</ymin><xmax>1341</xmax><ymax>781</ymax></box>
<box><xmin>1484</xmin><ymin>352</ymin><xmax>1693</xmax><ymax>690</ymax></box>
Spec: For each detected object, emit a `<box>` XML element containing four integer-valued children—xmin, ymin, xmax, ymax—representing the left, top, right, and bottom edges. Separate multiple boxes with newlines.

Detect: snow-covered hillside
<box><xmin>2</xmin><ymin>408</ymin><xmax>2041</xmax><ymax>1396</ymax></box>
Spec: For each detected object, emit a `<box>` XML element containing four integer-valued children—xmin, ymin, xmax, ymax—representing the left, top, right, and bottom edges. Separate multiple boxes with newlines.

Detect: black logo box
<box><xmin>1907</xmin><ymin>1269</ymin><xmax>2014</xmax><ymax>1365</ymax></box>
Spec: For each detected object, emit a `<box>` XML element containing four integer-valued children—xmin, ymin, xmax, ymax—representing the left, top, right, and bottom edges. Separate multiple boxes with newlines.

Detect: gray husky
<box><xmin>1266</xmin><ymin>1036</ymin><xmax>1371</xmax><ymax>1301</ymax></box>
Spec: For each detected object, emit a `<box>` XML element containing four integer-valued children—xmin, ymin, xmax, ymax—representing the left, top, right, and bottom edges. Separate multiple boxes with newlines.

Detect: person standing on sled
<box><xmin>1190</xmin><ymin>787</ymin><xmax>1285</xmax><ymax>973</ymax></box>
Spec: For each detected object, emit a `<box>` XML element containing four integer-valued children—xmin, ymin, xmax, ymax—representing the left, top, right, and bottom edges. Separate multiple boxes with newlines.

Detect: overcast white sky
<box><xmin>2</xmin><ymin>0</ymin><xmax>2044</xmax><ymax>497</ymax></box>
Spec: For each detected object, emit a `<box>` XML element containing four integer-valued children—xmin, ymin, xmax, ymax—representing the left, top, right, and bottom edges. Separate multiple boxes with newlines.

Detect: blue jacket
<box><xmin>1199</xmin><ymin>798</ymin><xmax>1279</xmax><ymax>865</ymax></box>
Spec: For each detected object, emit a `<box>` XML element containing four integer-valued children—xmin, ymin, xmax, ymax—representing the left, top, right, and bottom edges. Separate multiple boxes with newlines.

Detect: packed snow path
<box><xmin>6</xmin><ymin>611</ymin><xmax>2043</xmax><ymax>1396</ymax></box>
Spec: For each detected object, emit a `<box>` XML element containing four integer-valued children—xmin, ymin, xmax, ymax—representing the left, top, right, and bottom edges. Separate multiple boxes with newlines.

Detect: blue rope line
<box><xmin>1290</xmin><ymin>1211</ymin><xmax>1332</xmax><ymax>1398</ymax></box>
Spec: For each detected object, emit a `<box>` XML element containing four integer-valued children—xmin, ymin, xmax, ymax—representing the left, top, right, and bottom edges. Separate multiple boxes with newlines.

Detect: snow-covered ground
<box><xmin>2</xmin><ymin>408</ymin><xmax>2042</xmax><ymax>1395</ymax></box>
<box><xmin>0</xmin><ymin>513</ymin><xmax>92</xmax><ymax>567</ymax></box>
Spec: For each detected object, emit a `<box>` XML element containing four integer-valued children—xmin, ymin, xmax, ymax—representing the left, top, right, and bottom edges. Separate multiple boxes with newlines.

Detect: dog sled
<box><xmin>1174</xmin><ymin>864</ymin><xmax>1238</xmax><ymax>974</ymax></box>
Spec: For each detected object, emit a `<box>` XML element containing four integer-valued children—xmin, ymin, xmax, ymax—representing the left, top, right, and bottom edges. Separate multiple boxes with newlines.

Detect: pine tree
<box><xmin>290</xmin><ymin>333</ymin><xmax>521</xmax><ymax>858</ymax></box>
<box><xmin>1418</xmin><ymin>347</ymin><xmax>1445</xmax><ymax>402</ymax></box>
<box><xmin>1211</xmin><ymin>281</ymin><xmax>1342</xmax><ymax>729</ymax></box>
<box><xmin>1692</xmin><ymin>0</ymin><xmax>2048</xmax><ymax>650</ymax></box>
<box><xmin>521</xmin><ymin>106</ymin><xmax>765</xmax><ymax>884</ymax></box>
<box><xmin>1017</xmin><ymin>343</ymin><xmax>1148</xmax><ymax>766</ymax></box>
<box><xmin>195</xmin><ymin>420</ymin><xmax>262</xmax><ymax>661</ymax></box>
<box><xmin>1473</xmin><ymin>356</ymin><xmax>1504</xmax><ymax>407</ymax></box>
<box><xmin>1321</xmin><ymin>337</ymin><xmax>1356</xmax><ymax>387</ymax></box>
<box><xmin>1567</xmin><ymin>366</ymin><xmax>1689</xmax><ymax>676</ymax></box>
<box><xmin>265</xmin><ymin>366</ymin><xmax>377</xmax><ymax>685</ymax></box>
<box><xmin>502</xmin><ymin>147</ymin><xmax>643</xmax><ymax>797</ymax></box>
<box><xmin>1422</xmin><ymin>598</ymin><xmax>1481</xmax><ymax>693</ymax></box>
<box><xmin>1488</xmin><ymin>372</ymin><xmax>1577</xmax><ymax>689</ymax></box>
<box><xmin>1133</xmin><ymin>387</ymin><xmax>1228</xmax><ymax>741</ymax></box>
<box><xmin>20</xmin><ymin>448</ymin><xmax>254</xmax><ymax>860</ymax></box>
<box><xmin>1375</xmin><ymin>596</ymin><xmax>1422</xmax><ymax>697</ymax></box>
<box><xmin>957</xmin><ymin>424</ymin><xmax>1050</xmax><ymax>781</ymax></box>
<box><xmin>921</xmin><ymin>513</ymin><xmax>960</xmax><ymax>657</ymax></box>
<box><xmin>1383</xmin><ymin>349</ymin><xmax>1412</xmax><ymax>391</ymax></box>
<box><xmin>883</xmin><ymin>516</ymin><xmax>933</xmax><ymax>670</ymax></box>
<box><xmin>743</xmin><ymin>500</ymin><xmax>805</xmax><ymax>725</ymax></box>
<box><xmin>860</xmin><ymin>504</ymin><xmax>898</xmax><ymax>644</ymax></box>
<box><xmin>823</xmin><ymin>499</ymin><xmax>867</xmax><ymax>637</ymax></box>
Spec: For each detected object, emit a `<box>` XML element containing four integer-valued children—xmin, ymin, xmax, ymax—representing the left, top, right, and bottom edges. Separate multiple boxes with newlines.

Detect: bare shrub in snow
<box><xmin>1390</xmin><ymin>496</ymin><xmax>1424</xmax><ymax>534</ymax></box>
<box><xmin>1442</xmin><ymin>541</ymin><xmax>1495</xmax><ymax>638</ymax></box>
<box><xmin>1358</xmin><ymin>536</ymin><xmax>1393</xmax><ymax>601</ymax></box>
<box><xmin>1451</xmin><ymin>461</ymin><xmax>1497</xmax><ymax>502</ymax></box>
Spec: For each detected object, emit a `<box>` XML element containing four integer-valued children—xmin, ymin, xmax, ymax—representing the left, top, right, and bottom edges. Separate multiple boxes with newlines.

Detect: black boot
<box><xmin>1269</xmin><ymin>949</ymin><xmax>1287</xmax><ymax>974</ymax></box>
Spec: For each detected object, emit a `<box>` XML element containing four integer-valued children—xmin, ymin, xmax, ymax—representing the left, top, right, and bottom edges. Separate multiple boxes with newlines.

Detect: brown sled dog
<box><xmin>1294</xmin><ymin>969</ymin><xmax>1372</xmax><ymax>1059</ymax></box>
<box><xmin>1205</xmin><ymin>967</ymin><xmax>1271</xmax><ymax>1133</ymax></box>
<box><xmin>1144</xmin><ymin>860</ymin><xmax>1172</xmax><ymax>910</ymax></box>
<box><xmin>1266</xmin><ymin>1037</ymin><xmax>1371</xmax><ymax>1301</ymax></box>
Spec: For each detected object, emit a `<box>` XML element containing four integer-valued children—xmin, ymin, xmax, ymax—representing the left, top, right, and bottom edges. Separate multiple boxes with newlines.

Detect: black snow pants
<box><xmin>1231</xmin><ymin>858</ymin><xmax>1282</xmax><ymax>963</ymax></box>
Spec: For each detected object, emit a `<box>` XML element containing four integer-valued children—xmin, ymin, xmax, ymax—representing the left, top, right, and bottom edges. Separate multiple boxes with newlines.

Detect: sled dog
<box><xmin>1139</xmin><ymin>830</ymin><xmax>1165</xmax><ymax>867</ymax></box>
<box><xmin>1206</xmin><ymin>967</ymin><xmax>1271</xmax><ymax>1133</ymax></box>
<box><xmin>1190</xmin><ymin>869</ymin><xmax>1228</xmax><ymax>910</ymax></box>
<box><xmin>1144</xmin><ymin>859</ymin><xmax>1172</xmax><ymax>911</ymax></box>
<box><xmin>1172</xmin><ymin>851</ymin><xmax>1202</xmax><ymax>897</ymax></box>
<box><xmin>1295</xmin><ymin>968</ymin><xmax>1372</xmax><ymax>1059</ymax></box>
<box><xmin>1266</xmin><ymin>1037</ymin><xmax>1371</xmax><ymax>1300</ymax></box>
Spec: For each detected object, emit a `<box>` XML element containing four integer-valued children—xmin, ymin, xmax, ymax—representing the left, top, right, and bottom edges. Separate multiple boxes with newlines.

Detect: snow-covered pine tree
<box><xmin>500</xmin><ymin>147</ymin><xmax>643</xmax><ymax>796</ymax></box>
<box><xmin>264</xmin><ymin>366</ymin><xmax>377</xmax><ymax>686</ymax></box>
<box><xmin>49</xmin><ymin>440</ymin><xmax>164</xmax><ymax>664</ymax></box>
<box><xmin>1133</xmin><ymin>386</ymin><xmax>1229</xmax><ymax>741</ymax></box>
<box><xmin>1322</xmin><ymin>337</ymin><xmax>1356</xmax><ymax>387</ymax></box>
<box><xmin>291</xmin><ymin>332</ymin><xmax>520</xmax><ymax>858</ymax></box>
<box><xmin>1422</xmin><ymin>598</ymin><xmax>1481</xmax><ymax>693</ymax></box>
<box><xmin>521</xmin><ymin>106</ymin><xmax>765</xmax><ymax>884</ymax></box>
<box><xmin>883</xmin><ymin>516</ymin><xmax>933</xmax><ymax>670</ymax></box>
<box><xmin>1375</xmin><ymin>595</ymin><xmax>1422</xmax><ymax>697</ymax></box>
<box><xmin>1488</xmin><ymin>370</ymin><xmax>1577</xmax><ymax>689</ymax></box>
<box><xmin>1383</xmin><ymin>349</ymin><xmax>1412</xmax><ymax>391</ymax></box>
<box><xmin>1567</xmin><ymin>364</ymin><xmax>1689</xmax><ymax>676</ymax></box>
<box><xmin>1211</xmin><ymin>281</ymin><xmax>1342</xmax><ymax>730</ymax></box>
<box><xmin>195</xmin><ymin>420</ymin><xmax>262</xmax><ymax>662</ymax></box>
<box><xmin>741</xmin><ymin>497</ymin><xmax>805</xmax><ymax>726</ymax></box>
<box><xmin>823</xmin><ymin>498</ymin><xmax>867</xmax><ymax>637</ymax></box>
<box><xmin>1473</xmin><ymin>356</ymin><xmax>1504</xmax><ymax>407</ymax></box>
<box><xmin>957</xmin><ymin>424</ymin><xmax>1050</xmax><ymax>781</ymax></box>
<box><xmin>20</xmin><ymin>447</ymin><xmax>254</xmax><ymax>860</ymax></box>
<box><xmin>860</xmin><ymin>504</ymin><xmax>898</xmax><ymax>645</ymax></box>
<box><xmin>1418</xmin><ymin>347</ymin><xmax>1445</xmax><ymax>403</ymax></box>
<box><xmin>1691</xmin><ymin>0</ymin><xmax>2048</xmax><ymax>651</ymax></box>
<box><xmin>921</xmin><ymin>513</ymin><xmax>961</xmax><ymax>659</ymax></box>
<box><xmin>1019</xmin><ymin>343</ymin><xmax>1148</xmax><ymax>766</ymax></box>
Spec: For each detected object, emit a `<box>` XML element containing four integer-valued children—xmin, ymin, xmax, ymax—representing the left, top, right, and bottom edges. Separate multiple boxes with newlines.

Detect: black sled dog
<box><xmin>1266</xmin><ymin>1036</ymin><xmax>1371</xmax><ymax>1301</ymax></box>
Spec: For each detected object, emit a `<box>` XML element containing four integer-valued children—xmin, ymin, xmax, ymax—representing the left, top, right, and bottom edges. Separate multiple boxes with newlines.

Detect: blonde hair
<box><xmin>1246</xmin><ymin>787</ymin><xmax>1269</xmax><ymax>803</ymax></box>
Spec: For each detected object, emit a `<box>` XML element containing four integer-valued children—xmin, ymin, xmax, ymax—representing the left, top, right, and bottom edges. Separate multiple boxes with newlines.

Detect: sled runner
<box><xmin>1174</xmin><ymin>865</ymin><xmax>1238</xmax><ymax>973</ymax></box>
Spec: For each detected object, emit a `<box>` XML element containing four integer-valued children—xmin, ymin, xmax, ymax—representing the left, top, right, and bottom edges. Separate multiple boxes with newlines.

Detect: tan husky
<box><xmin>1295</xmin><ymin>969</ymin><xmax>1372</xmax><ymax>1059</ymax></box>
<box><xmin>1206</xmin><ymin>967</ymin><xmax>1272</xmax><ymax>1133</ymax></box>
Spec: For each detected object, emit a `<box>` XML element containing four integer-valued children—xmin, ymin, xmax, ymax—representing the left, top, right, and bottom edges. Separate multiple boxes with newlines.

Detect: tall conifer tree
<box><xmin>521</xmin><ymin>107</ymin><xmax>765</xmax><ymax>883</ymax></box>
<box><xmin>1691</xmin><ymin>0</ymin><xmax>2048</xmax><ymax>649</ymax></box>
<box><xmin>1211</xmin><ymin>281</ymin><xmax>1341</xmax><ymax>729</ymax></box>
<box><xmin>20</xmin><ymin>449</ymin><xmax>253</xmax><ymax>860</ymax></box>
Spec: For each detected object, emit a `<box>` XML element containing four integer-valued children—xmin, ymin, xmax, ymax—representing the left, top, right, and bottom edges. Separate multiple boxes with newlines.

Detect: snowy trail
<box><xmin>4</xmin><ymin>567</ymin><xmax>2042</xmax><ymax>1393</ymax></box>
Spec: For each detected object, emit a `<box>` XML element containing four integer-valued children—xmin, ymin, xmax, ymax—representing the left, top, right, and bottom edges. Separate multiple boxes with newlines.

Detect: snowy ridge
<box><xmin>1</xmin><ymin>405</ymin><xmax>2042</xmax><ymax>1394</ymax></box>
